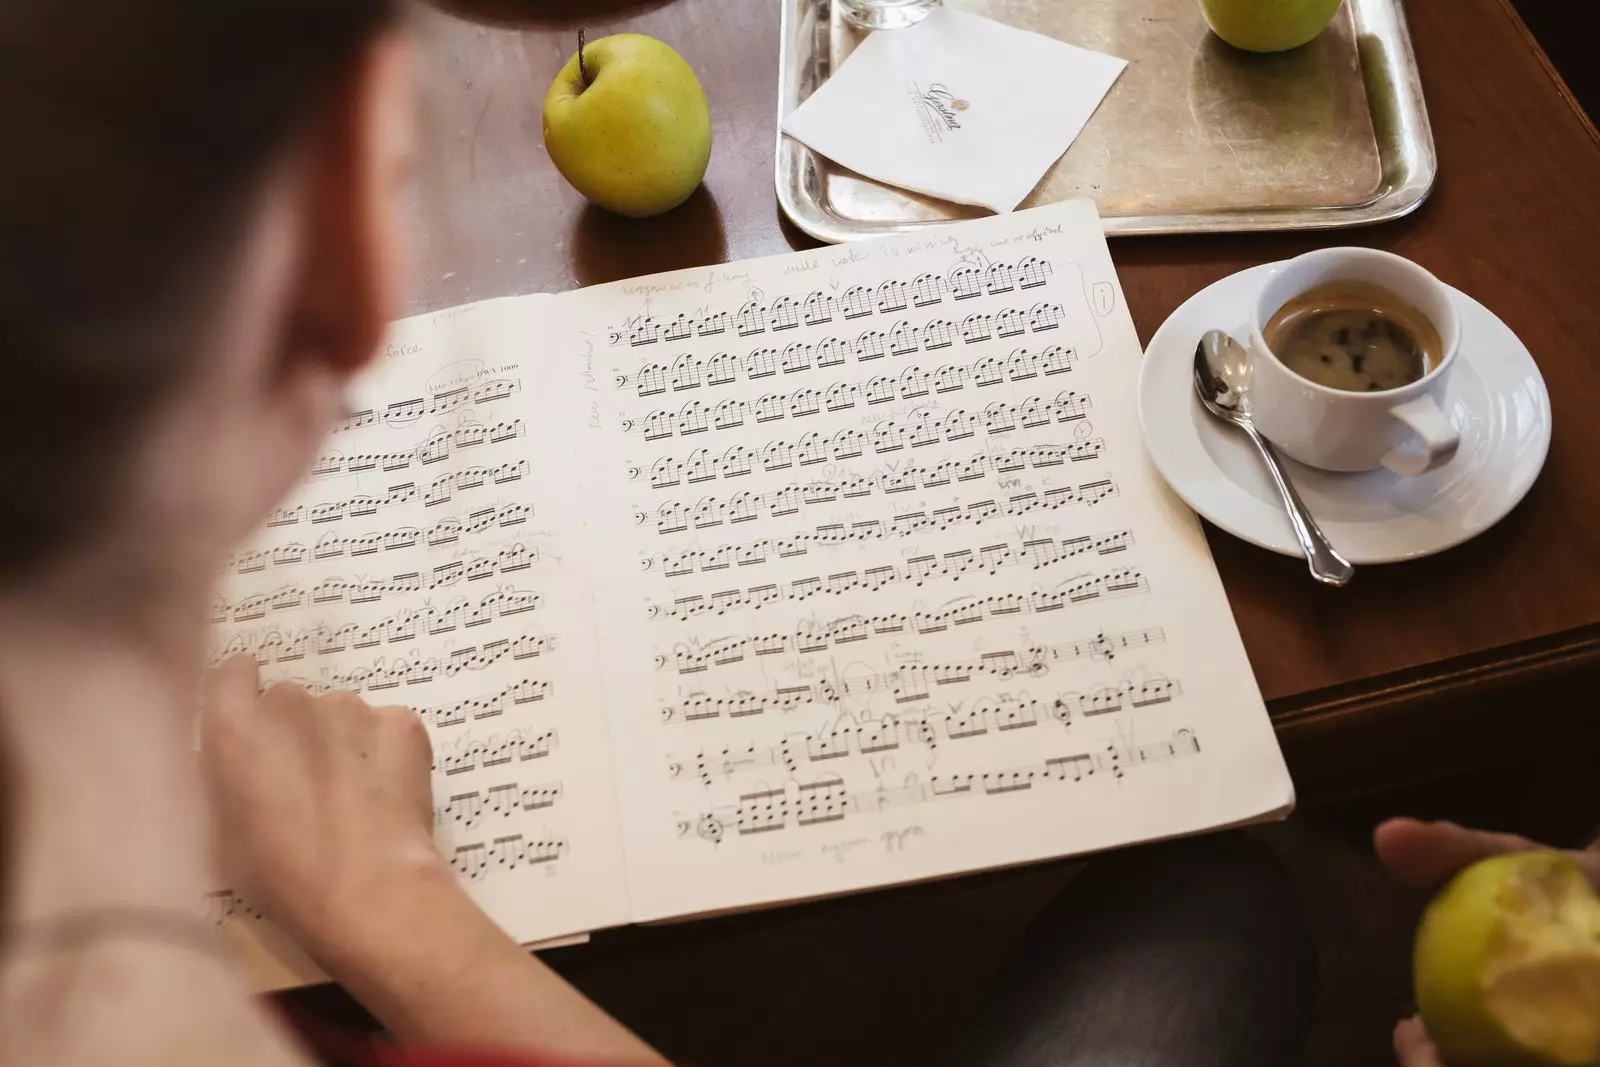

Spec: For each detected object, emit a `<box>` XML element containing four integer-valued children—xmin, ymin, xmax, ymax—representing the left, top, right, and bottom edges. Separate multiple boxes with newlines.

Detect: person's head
<box><xmin>0</xmin><ymin>2</ymin><xmax>414</xmax><ymax>645</ymax></box>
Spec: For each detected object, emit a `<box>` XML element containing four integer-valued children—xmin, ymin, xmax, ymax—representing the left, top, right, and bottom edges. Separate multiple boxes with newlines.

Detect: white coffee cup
<box><xmin>1244</xmin><ymin>247</ymin><xmax>1461</xmax><ymax>475</ymax></box>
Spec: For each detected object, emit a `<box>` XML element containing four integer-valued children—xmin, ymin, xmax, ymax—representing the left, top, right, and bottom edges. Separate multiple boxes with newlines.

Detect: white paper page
<box><xmin>207</xmin><ymin>296</ymin><xmax>630</xmax><ymax>974</ymax></box>
<box><xmin>571</xmin><ymin>200</ymin><xmax>1293</xmax><ymax>922</ymax></box>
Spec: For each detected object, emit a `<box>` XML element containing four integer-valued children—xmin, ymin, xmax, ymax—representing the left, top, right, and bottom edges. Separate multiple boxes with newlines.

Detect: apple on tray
<box><xmin>1198</xmin><ymin>0</ymin><xmax>1344</xmax><ymax>53</ymax></box>
<box><xmin>542</xmin><ymin>31</ymin><xmax>712</xmax><ymax>218</ymax></box>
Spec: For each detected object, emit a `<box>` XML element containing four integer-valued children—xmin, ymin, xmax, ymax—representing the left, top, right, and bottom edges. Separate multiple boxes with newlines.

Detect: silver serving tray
<box><xmin>775</xmin><ymin>0</ymin><xmax>1436</xmax><ymax>240</ymax></box>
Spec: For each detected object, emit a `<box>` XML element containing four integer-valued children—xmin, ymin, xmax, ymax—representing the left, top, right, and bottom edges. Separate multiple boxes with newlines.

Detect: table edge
<box><xmin>1273</xmin><ymin>622</ymin><xmax>1600</xmax><ymax>804</ymax></box>
<box><xmin>1494</xmin><ymin>0</ymin><xmax>1600</xmax><ymax>149</ymax></box>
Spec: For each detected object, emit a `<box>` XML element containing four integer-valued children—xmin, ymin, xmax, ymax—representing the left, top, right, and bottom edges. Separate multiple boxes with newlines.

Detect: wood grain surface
<box><xmin>403</xmin><ymin>0</ymin><xmax>1600</xmax><ymax>798</ymax></box>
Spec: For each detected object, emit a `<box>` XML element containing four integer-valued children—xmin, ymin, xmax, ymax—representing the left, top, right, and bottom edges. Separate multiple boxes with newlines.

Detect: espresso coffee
<box><xmin>1263</xmin><ymin>281</ymin><xmax>1443</xmax><ymax>392</ymax></box>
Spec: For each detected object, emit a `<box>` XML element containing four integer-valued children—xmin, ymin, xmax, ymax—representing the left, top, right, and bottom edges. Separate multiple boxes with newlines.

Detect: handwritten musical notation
<box><xmin>264</xmin><ymin>637</ymin><xmax>552</xmax><ymax>696</ymax></box>
<box><xmin>312</xmin><ymin>419</ymin><xmax>526</xmax><ymax>478</ymax></box>
<box><xmin>336</xmin><ymin>377</ymin><xmax>523</xmax><ymax>433</ymax></box>
<box><xmin>612</xmin><ymin>257</ymin><xmax>1054</xmax><ymax>348</ymax></box>
<box><xmin>667</xmin><ymin>675</ymin><xmax>1178</xmax><ymax>783</ymax></box>
<box><xmin>438</xmin><ymin>780</ymin><xmax>564</xmax><ymax>829</ymax></box>
<box><xmin>661</xmin><ymin>665</ymin><xmax>1179</xmax><ymax>724</ymax></box>
<box><xmin>213</xmin><ymin>547</ymin><xmax>539</xmax><ymax>622</ymax></box>
<box><xmin>628</xmin><ymin>388</ymin><xmax>1091</xmax><ymax>442</ymax></box>
<box><xmin>645</xmin><ymin>478</ymin><xmax>1119</xmax><ymax>538</ymax></box>
<box><xmin>450</xmin><ymin>834</ymin><xmax>567</xmax><ymax>880</ymax></box>
<box><xmin>679</xmin><ymin>729</ymin><xmax>1201</xmax><ymax>843</ymax></box>
<box><xmin>621</xmin><ymin>335</ymin><xmax>1073</xmax><ymax>398</ymax></box>
<box><xmin>229</xmin><ymin>503</ymin><xmax>533</xmax><ymax>575</ymax></box>
<box><xmin>411</xmin><ymin>681</ymin><xmax>558</xmax><ymax>731</ymax></box>
<box><xmin>650</xmin><ymin>528</ymin><xmax>1133</xmax><ymax>580</ymax></box>
<box><xmin>638</xmin><ymin>441</ymin><xmax>1103</xmax><ymax>494</ymax></box>
<box><xmin>434</xmin><ymin>727</ymin><xmax>559</xmax><ymax>777</ymax></box>
<box><xmin>215</xmin><ymin>591</ymin><xmax>546</xmax><ymax>666</ymax></box>
<box><xmin>648</xmin><ymin>556</ymin><xmax>1146</xmax><ymax>622</ymax></box>
<box><xmin>663</xmin><ymin>621</ymin><xmax>1162</xmax><ymax>677</ymax></box>
<box><xmin>635</xmin><ymin>428</ymin><xmax>1105</xmax><ymax>490</ymax></box>
<box><xmin>262</xmin><ymin>461</ymin><xmax>529</xmax><ymax>529</ymax></box>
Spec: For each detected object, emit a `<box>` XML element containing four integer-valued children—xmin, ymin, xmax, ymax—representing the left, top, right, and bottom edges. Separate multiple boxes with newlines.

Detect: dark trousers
<box><xmin>944</xmin><ymin>833</ymin><xmax>1318</xmax><ymax>1067</ymax></box>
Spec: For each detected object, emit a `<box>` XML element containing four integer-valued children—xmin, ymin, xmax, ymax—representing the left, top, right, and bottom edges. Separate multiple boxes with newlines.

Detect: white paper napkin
<box><xmin>781</xmin><ymin>8</ymin><xmax>1127</xmax><ymax>213</ymax></box>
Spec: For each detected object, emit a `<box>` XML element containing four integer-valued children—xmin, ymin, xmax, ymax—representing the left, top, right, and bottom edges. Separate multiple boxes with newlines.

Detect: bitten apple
<box><xmin>1414</xmin><ymin>851</ymin><xmax>1600</xmax><ymax>1066</ymax></box>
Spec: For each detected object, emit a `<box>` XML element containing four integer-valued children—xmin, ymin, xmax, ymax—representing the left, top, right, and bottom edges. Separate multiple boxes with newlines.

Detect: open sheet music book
<box><xmin>208</xmin><ymin>199</ymin><xmax>1293</xmax><ymax>989</ymax></box>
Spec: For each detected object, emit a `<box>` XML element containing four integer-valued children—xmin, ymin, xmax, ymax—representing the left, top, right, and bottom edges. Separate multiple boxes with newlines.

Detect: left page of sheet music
<box><xmin>205</xmin><ymin>296</ymin><xmax>630</xmax><ymax>989</ymax></box>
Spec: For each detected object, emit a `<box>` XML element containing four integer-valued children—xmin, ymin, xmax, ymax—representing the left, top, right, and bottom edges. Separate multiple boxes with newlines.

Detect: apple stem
<box><xmin>577</xmin><ymin>28</ymin><xmax>590</xmax><ymax>89</ymax></box>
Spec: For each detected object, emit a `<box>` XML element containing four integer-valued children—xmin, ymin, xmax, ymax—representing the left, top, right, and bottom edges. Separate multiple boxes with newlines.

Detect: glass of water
<box><xmin>838</xmin><ymin>0</ymin><xmax>941</xmax><ymax>31</ymax></box>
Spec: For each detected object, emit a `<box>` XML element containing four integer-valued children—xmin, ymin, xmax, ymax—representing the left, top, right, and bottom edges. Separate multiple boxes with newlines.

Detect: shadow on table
<box><xmin>572</xmin><ymin>186</ymin><xmax>729</xmax><ymax>287</ymax></box>
<box><xmin>426</xmin><ymin>0</ymin><xmax>673</xmax><ymax>28</ymax></box>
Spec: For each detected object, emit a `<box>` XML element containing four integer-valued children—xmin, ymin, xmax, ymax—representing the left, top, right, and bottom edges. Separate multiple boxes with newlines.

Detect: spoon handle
<box><xmin>1240</xmin><ymin>423</ymin><xmax>1355</xmax><ymax>586</ymax></box>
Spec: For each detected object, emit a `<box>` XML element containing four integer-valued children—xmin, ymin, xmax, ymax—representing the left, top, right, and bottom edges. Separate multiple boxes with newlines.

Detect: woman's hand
<box><xmin>200</xmin><ymin>654</ymin><xmax>459</xmax><ymax>971</ymax></box>
<box><xmin>200</xmin><ymin>654</ymin><xmax>668</xmax><ymax>1063</ymax></box>
<box><xmin>1376</xmin><ymin>818</ymin><xmax>1600</xmax><ymax>1067</ymax></box>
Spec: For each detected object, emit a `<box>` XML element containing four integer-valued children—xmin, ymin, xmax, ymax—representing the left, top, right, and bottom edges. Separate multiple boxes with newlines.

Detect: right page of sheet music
<box><xmin>572</xmin><ymin>199</ymin><xmax>1293</xmax><ymax>922</ymax></box>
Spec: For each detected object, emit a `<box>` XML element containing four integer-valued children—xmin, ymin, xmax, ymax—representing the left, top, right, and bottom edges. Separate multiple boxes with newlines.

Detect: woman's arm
<box><xmin>304</xmin><ymin>866</ymin><xmax>662</xmax><ymax>1062</ymax></box>
<box><xmin>202</xmin><ymin>656</ymin><xmax>668</xmax><ymax>1065</ymax></box>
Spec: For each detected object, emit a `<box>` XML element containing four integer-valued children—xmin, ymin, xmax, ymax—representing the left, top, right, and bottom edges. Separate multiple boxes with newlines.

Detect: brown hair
<box><xmin>0</xmin><ymin>1</ymin><xmax>398</xmax><ymax>577</ymax></box>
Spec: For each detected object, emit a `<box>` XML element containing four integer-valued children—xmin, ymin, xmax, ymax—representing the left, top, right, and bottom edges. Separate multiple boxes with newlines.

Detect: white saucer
<box><xmin>1137</xmin><ymin>263</ymin><xmax>1552</xmax><ymax>565</ymax></box>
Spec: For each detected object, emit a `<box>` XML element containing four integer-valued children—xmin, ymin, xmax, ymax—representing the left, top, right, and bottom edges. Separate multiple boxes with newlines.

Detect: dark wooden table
<box><xmin>283</xmin><ymin>3</ymin><xmax>1599</xmax><ymax>1062</ymax></box>
<box><xmin>408</xmin><ymin>0</ymin><xmax>1600</xmax><ymax>803</ymax></box>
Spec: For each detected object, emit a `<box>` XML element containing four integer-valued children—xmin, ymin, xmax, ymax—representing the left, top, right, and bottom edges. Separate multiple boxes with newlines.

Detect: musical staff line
<box><xmin>275</xmin><ymin>637</ymin><xmax>552</xmax><ymax>696</ymax></box>
<box><xmin>660</xmin><ymin>649</ymin><xmax>1178</xmax><ymax>723</ymax></box>
<box><xmin>263</xmin><ymin>461</ymin><xmax>530</xmax><ymax>529</ymax></box>
<box><xmin>436</xmin><ymin>780</ymin><xmax>564</xmax><ymax>829</ymax></box>
<box><xmin>336</xmin><ymin>377</ymin><xmax>523</xmax><ymax>433</ymax></box>
<box><xmin>651</xmin><ymin>564</ymin><xmax>1147</xmax><ymax>625</ymax></box>
<box><xmin>680</xmin><ymin>729</ymin><xmax>1201</xmax><ymax>843</ymax></box>
<box><xmin>637</xmin><ymin>440</ymin><xmax>1103</xmax><ymax>493</ymax></box>
<box><xmin>648</xmin><ymin>470</ymin><xmax>1117</xmax><ymax>535</ymax></box>
<box><xmin>311</xmin><ymin>419</ymin><xmax>526</xmax><ymax>479</ymax></box>
<box><xmin>450</xmin><ymin>834</ymin><xmax>566</xmax><ymax>881</ymax></box>
<box><xmin>637</xmin><ymin>421</ymin><xmax>1111</xmax><ymax>493</ymax></box>
<box><xmin>434</xmin><ymin>727</ymin><xmax>559</xmax><ymax>776</ymax></box>
<box><xmin>646</xmin><ymin>477</ymin><xmax>1119</xmax><ymax>538</ymax></box>
<box><xmin>653</xmin><ymin>526</ymin><xmax>1131</xmax><ymax>582</ymax></box>
<box><xmin>665</xmin><ymin>614</ymin><xmax>1160</xmax><ymax>675</ymax></box>
<box><xmin>415</xmin><ymin>679</ymin><xmax>558</xmax><ymax>731</ymax></box>
<box><xmin>628</xmin><ymin>377</ymin><xmax>1093</xmax><ymax>441</ymax></box>
<box><xmin>214</xmin><ymin>590</ymin><xmax>548</xmax><ymax>666</ymax></box>
<box><xmin>614</xmin><ymin>258</ymin><xmax>1054</xmax><ymax>348</ymax></box>
<box><xmin>228</xmin><ymin>503</ymin><xmax>533</xmax><ymax>575</ymax></box>
<box><xmin>623</xmin><ymin>337</ymin><xmax>1073</xmax><ymax>398</ymax></box>
<box><xmin>668</xmin><ymin>675</ymin><xmax>1177</xmax><ymax>784</ymax></box>
<box><xmin>213</xmin><ymin>547</ymin><xmax>539</xmax><ymax>622</ymax></box>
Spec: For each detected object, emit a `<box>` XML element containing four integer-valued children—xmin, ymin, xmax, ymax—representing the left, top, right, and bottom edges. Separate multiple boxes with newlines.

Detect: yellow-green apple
<box><xmin>1198</xmin><ymin>0</ymin><xmax>1344</xmax><ymax>53</ymax></box>
<box><xmin>1413</xmin><ymin>851</ymin><xmax>1600</xmax><ymax>1066</ymax></box>
<box><xmin>542</xmin><ymin>33</ymin><xmax>711</xmax><ymax>218</ymax></box>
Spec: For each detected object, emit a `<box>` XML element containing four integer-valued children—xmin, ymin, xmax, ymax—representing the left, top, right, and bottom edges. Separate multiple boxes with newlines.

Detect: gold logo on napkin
<box><xmin>910</xmin><ymin>82</ymin><xmax>968</xmax><ymax>143</ymax></box>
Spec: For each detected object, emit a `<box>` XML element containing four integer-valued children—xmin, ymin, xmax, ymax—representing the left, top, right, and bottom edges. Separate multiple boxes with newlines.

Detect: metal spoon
<box><xmin>1193</xmin><ymin>330</ymin><xmax>1354</xmax><ymax>587</ymax></box>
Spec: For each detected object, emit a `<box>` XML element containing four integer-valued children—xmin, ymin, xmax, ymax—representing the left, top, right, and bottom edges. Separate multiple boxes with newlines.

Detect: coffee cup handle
<box><xmin>1379</xmin><ymin>396</ymin><xmax>1459</xmax><ymax>476</ymax></box>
